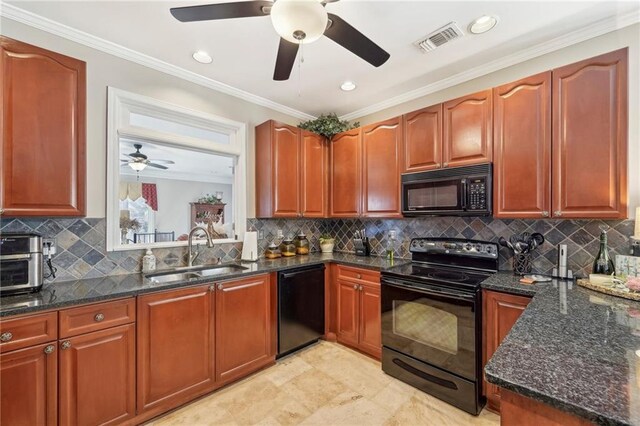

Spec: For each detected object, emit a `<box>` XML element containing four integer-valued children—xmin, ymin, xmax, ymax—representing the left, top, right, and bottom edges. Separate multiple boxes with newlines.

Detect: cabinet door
<box><xmin>0</xmin><ymin>36</ymin><xmax>86</xmax><ymax>217</ymax></box>
<box><xmin>362</xmin><ymin>117</ymin><xmax>403</xmax><ymax>217</ymax></box>
<box><xmin>0</xmin><ymin>343</ymin><xmax>57</xmax><ymax>426</ymax></box>
<box><xmin>403</xmin><ymin>104</ymin><xmax>442</xmax><ymax>172</ymax></box>
<box><xmin>59</xmin><ymin>324</ymin><xmax>135</xmax><ymax>426</ymax></box>
<box><xmin>358</xmin><ymin>283</ymin><xmax>381</xmax><ymax>360</ymax></box>
<box><xmin>336</xmin><ymin>279</ymin><xmax>360</xmax><ymax>347</ymax></box>
<box><xmin>552</xmin><ymin>49</ymin><xmax>628</xmax><ymax>218</ymax></box>
<box><xmin>272</xmin><ymin>122</ymin><xmax>300</xmax><ymax>217</ymax></box>
<box><xmin>483</xmin><ymin>290</ymin><xmax>531</xmax><ymax>413</ymax></box>
<box><xmin>330</xmin><ymin>129</ymin><xmax>362</xmax><ymax>217</ymax></box>
<box><xmin>137</xmin><ymin>285</ymin><xmax>215</xmax><ymax>414</ymax></box>
<box><xmin>300</xmin><ymin>131</ymin><xmax>328</xmax><ymax>218</ymax></box>
<box><xmin>443</xmin><ymin>90</ymin><xmax>492</xmax><ymax>168</ymax></box>
<box><xmin>215</xmin><ymin>274</ymin><xmax>273</xmax><ymax>385</ymax></box>
<box><xmin>493</xmin><ymin>73</ymin><xmax>551</xmax><ymax>218</ymax></box>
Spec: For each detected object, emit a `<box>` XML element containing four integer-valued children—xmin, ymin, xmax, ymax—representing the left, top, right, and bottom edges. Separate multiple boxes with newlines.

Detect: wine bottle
<box><xmin>592</xmin><ymin>227</ymin><xmax>615</xmax><ymax>275</ymax></box>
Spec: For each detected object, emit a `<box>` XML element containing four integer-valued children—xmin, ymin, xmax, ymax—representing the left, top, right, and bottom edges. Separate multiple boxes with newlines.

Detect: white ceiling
<box><xmin>5</xmin><ymin>0</ymin><xmax>640</xmax><ymax>118</ymax></box>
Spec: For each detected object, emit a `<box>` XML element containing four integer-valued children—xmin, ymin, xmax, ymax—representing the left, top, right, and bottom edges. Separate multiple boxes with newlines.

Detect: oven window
<box><xmin>0</xmin><ymin>261</ymin><xmax>29</xmax><ymax>286</ymax></box>
<box><xmin>393</xmin><ymin>300</ymin><xmax>458</xmax><ymax>354</ymax></box>
<box><xmin>406</xmin><ymin>183</ymin><xmax>459</xmax><ymax>209</ymax></box>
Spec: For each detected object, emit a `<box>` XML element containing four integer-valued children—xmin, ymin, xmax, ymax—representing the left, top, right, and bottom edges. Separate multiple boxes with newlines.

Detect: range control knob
<box><xmin>475</xmin><ymin>244</ymin><xmax>483</xmax><ymax>252</ymax></box>
<box><xmin>464</xmin><ymin>243</ymin><xmax>472</xmax><ymax>251</ymax></box>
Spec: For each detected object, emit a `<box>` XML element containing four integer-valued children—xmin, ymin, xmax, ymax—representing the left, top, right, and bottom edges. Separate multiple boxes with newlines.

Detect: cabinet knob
<box><xmin>0</xmin><ymin>332</ymin><xmax>13</xmax><ymax>342</ymax></box>
<box><xmin>209</xmin><ymin>285</ymin><xmax>216</xmax><ymax>292</ymax></box>
<box><xmin>542</xmin><ymin>211</ymin><xmax>549</xmax><ymax>217</ymax></box>
<box><xmin>0</xmin><ymin>208</ymin><xmax>4</xmax><ymax>215</ymax></box>
<box><xmin>353</xmin><ymin>284</ymin><xmax>358</xmax><ymax>290</ymax></box>
<box><xmin>94</xmin><ymin>313</ymin><xmax>105</xmax><ymax>322</ymax></box>
<box><xmin>356</xmin><ymin>274</ymin><xmax>362</xmax><ymax>279</ymax></box>
<box><xmin>554</xmin><ymin>210</ymin><xmax>562</xmax><ymax>217</ymax></box>
<box><xmin>44</xmin><ymin>345</ymin><xmax>55</xmax><ymax>355</ymax></box>
<box><xmin>443</xmin><ymin>162</ymin><xmax>449</xmax><ymax>168</ymax></box>
<box><xmin>359</xmin><ymin>285</ymin><xmax>363</xmax><ymax>291</ymax></box>
<box><xmin>61</xmin><ymin>341</ymin><xmax>72</xmax><ymax>350</ymax></box>
<box><xmin>217</xmin><ymin>283</ymin><xmax>224</xmax><ymax>290</ymax></box>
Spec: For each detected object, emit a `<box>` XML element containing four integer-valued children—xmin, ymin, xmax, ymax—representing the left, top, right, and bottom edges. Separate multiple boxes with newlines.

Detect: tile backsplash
<box><xmin>0</xmin><ymin>216</ymin><xmax>636</xmax><ymax>282</ymax></box>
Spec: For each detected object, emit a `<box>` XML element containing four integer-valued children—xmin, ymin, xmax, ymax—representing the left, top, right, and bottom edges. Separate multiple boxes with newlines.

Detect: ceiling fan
<box><xmin>170</xmin><ymin>0</ymin><xmax>390</xmax><ymax>81</ymax></box>
<box><xmin>121</xmin><ymin>144</ymin><xmax>175</xmax><ymax>172</ymax></box>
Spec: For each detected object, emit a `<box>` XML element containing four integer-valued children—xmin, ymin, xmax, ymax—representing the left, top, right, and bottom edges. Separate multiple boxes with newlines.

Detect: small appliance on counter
<box><xmin>354</xmin><ymin>228</ymin><xmax>370</xmax><ymax>257</ymax></box>
<box><xmin>241</xmin><ymin>231</ymin><xmax>259</xmax><ymax>261</ymax></box>
<box><xmin>0</xmin><ymin>233</ymin><xmax>44</xmax><ymax>296</ymax></box>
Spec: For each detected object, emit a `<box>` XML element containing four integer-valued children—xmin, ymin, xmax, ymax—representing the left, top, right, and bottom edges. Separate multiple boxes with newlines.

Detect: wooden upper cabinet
<box><xmin>59</xmin><ymin>324</ymin><xmax>136</xmax><ymax>426</ymax></box>
<box><xmin>493</xmin><ymin>72</ymin><xmax>552</xmax><ymax>218</ymax></box>
<box><xmin>1</xmin><ymin>343</ymin><xmax>58</xmax><ymax>426</ymax></box>
<box><xmin>255</xmin><ymin>120</ymin><xmax>300</xmax><ymax>218</ymax></box>
<box><xmin>443</xmin><ymin>89</ymin><xmax>493</xmax><ymax>168</ymax></box>
<box><xmin>330</xmin><ymin>129</ymin><xmax>362</xmax><ymax>217</ymax></box>
<box><xmin>483</xmin><ymin>290</ymin><xmax>531</xmax><ymax>413</ymax></box>
<box><xmin>552</xmin><ymin>48</ymin><xmax>628</xmax><ymax>218</ymax></box>
<box><xmin>362</xmin><ymin>117</ymin><xmax>403</xmax><ymax>217</ymax></box>
<box><xmin>215</xmin><ymin>274</ymin><xmax>274</xmax><ymax>385</ymax></box>
<box><xmin>300</xmin><ymin>130</ymin><xmax>328</xmax><ymax>218</ymax></box>
<box><xmin>137</xmin><ymin>285</ymin><xmax>215</xmax><ymax>414</ymax></box>
<box><xmin>403</xmin><ymin>104</ymin><xmax>442</xmax><ymax>172</ymax></box>
<box><xmin>0</xmin><ymin>36</ymin><xmax>86</xmax><ymax>217</ymax></box>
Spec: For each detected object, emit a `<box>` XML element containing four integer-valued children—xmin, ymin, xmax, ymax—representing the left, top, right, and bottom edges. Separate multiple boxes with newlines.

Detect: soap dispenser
<box><xmin>142</xmin><ymin>249</ymin><xmax>156</xmax><ymax>272</ymax></box>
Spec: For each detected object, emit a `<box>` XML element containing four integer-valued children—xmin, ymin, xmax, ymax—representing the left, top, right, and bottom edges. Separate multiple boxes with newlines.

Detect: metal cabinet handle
<box><xmin>217</xmin><ymin>283</ymin><xmax>224</xmax><ymax>290</ymax></box>
<box><xmin>209</xmin><ymin>285</ymin><xmax>216</xmax><ymax>292</ymax></box>
<box><xmin>44</xmin><ymin>345</ymin><xmax>55</xmax><ymax>355</ymax></box>
<box><xmin>353</xmin><ymin>284</ymin><xmax>358</xmax><ymax>290</ymax></box>
<box><xmin>359</xmin><ymin>285</ymin><xmax>363</xmax><ymax>291</ymax></box>
<box><xmin>0</xmin><ymin>208</ymin><xmax>4</xmax><ymax>215</ymax></box>
<box><xmin>554</xmin><ymin>210</ymin><xmax>562</xmax><ymax>217</ymax></box>
<box><xmin>0</xmin><ymin>332</ymin><xmax>13</xmax><ymax>342</ymax></box>
<box><xmin>94</xmin><ymin>313</ymin><xmax>105</xmax><ymax>322</ymax></box>
<box><xmin>443</xmin><ymin>162</ymin><xmax>449</xmax><ymax>167</ymax></box>
<box><xmin>356</xmin><ymin>274</ymin><xmax>362</xmax><ymax>279</ymax></box>
<box><xmin>61</xmin><ymin>341</ymin><xmax>72</xmax><ymax>350</ymax></box>
<box><xmin>436</xmin><ymin>163</ymin><xmax>441</xmax><ymax>168</ymax></box>
<box><xmin>542</xmin><ymin>211</ymin><xmax>549</xmax><ymax>217</ymax></box>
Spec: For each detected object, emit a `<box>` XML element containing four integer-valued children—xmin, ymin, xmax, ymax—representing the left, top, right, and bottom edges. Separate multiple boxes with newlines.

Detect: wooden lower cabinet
<box><xmin>483</xmin><ymin>290</ymin><xmax>532</xmax><ymax>412</ymax></box>
<box><xmin>215</xmin><ymin>274</ymin><xmax>275</xmax><ymax>385</ymax></box>
<box><xmin>58</xmin><ymin>324</ymin><xmax>135</xmax><ymax>426</ymax></box>
<box><xmin>0</xmin><ymin>342</ymin><xmax>58</xmax><ymax>426</ymax></box>
<box><xmin>335</xmin><ymin>266</ymin><xmax>382</xmax><ymax>359</ymax></box>
<box><xmin>137</xmin><ymin>285</ymin><xmax>216</xmax><ymax>415</ymax></box>
<box><xmin>501</xmin><ymin>389</ymin><xmax>592</xmax><ymax>426</ymax></box>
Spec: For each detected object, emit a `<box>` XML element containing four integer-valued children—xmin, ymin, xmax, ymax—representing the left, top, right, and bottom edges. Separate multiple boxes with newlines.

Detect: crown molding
<box><xmin>340</xmin><ymin>8</ymin><xmax>640</xmax><ymax>121</ymax></box>
<box><xmin>0</xmin><ymin>2</ymin><xmax>315</xmax><ymax>121</ymax></box>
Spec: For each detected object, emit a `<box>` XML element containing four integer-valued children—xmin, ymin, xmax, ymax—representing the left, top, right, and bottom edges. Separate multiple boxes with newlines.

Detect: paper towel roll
<box><xmin>241</xmin><ymin>231</ymin><xmax>258</xmax><ymax>261</ymax></box>
<box><xmin>635</xmin><ymin>207</ymin><xmax>640</xmax><ymax>238</ymax></box>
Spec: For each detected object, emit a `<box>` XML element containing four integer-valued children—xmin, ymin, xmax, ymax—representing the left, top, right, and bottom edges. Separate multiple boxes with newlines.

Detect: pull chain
<box><xmin>297</xmin><ymin>41</ymin><xmax>304</xmax><ymax>97</ymax></box>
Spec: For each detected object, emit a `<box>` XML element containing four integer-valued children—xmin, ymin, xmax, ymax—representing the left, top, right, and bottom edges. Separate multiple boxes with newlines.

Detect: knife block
<box><xmin>354</xmin><ymin>238</ymin><xmax>371</xmax><ymax>257</ymax></box>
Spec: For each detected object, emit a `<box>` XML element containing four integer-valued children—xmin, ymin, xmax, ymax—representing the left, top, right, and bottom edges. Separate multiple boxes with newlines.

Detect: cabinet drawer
<box><xmin>0</xmin><ymin>312</ymin><xmax>58</xmax><ymax>353</ymax></box>
<box><xmin>336</xmin><ymin>265</ymin><xmax>380</xmax><ymax>285</ymax></box>
<box><xmin>59</xmin><ymin>298</ymin><xmax>135</xmax><ymax>338</ymax></box>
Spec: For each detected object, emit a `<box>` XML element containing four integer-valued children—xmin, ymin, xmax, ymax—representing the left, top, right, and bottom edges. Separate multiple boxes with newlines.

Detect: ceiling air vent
<box><xmin>415</xmin><ymin>22</ymin><xmax>464</xmax><ymax>53</ymax></box>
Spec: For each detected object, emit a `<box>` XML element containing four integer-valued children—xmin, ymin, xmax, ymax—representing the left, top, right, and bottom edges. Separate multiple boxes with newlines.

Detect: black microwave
<box><xmin>401</xmin><ymin>163</ymin><xmax>492</xmax><ymax>216</ymax></box>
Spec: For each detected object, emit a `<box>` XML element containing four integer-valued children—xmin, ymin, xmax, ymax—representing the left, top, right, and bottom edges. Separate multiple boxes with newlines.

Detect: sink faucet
<box><xmin>187</xmin><ymin>226</ymin><xmax>214</xmax><ymax>267</ymax></box>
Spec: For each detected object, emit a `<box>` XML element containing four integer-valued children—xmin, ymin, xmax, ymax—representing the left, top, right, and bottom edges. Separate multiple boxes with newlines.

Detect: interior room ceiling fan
<box><xmin>121</xmin><ymin>144</ymin><xmax>175</xmax><ymax>172</ymax></box>
<box><xmin>170</xmin><ymin>0</ymin><xmax>391</xmax><ymax>81</ymax></box>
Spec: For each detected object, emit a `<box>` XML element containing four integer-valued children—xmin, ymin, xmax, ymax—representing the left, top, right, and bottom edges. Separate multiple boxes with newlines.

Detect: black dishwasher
<box><xmin>277</xmin><ymin>264</ymin><xmax>325</xmax><ymax>358</ymax></box>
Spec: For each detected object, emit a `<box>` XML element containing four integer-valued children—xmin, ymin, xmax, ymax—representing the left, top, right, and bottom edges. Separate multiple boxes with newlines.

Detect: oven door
<box><xmin>402</xmin><ymin>176</ymin><xmax>466</xmax><ymax>215</ymax></box>
<box><xmin>381</xmin><ymin>277</ymin><xmax>478</xmax><ymax>381</ymax></box>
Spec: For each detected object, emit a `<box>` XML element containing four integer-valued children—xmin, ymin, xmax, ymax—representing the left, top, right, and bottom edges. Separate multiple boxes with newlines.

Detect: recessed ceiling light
<box><xmin>341</xmin><ymin>81</ymin><xmax>356</xmax><ymax>91</ymax></box>
<box><xmin>469</xmin><ymin>15</ymin><xmax>498</xmax><ymax>34</ymax></box>
<box><xmin>192</xmin><ymin>51</ymin><xmax>213</xmax><ymax>64</ymax></box>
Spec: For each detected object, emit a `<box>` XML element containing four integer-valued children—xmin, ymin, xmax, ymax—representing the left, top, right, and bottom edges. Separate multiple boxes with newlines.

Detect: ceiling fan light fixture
<box><xmin>340</xmin><ymin>81</ymin><xmax>356</xmax><ymax>91</ymax></box>
<box><xmin>129</xmin><ymin>162</ymin><xmax>147</xmax><ymax>172</ymax></box>
<box><xmin>469</xmin><ymin>15</ymin><xmax>498</xmax><ymax>34</ymax></box>
<box><xmin>192</xmin><ymin>50</ymin><xmax>213</xmax><ymax>64</ymax></box>
<box><xmin>271</xmin><ymin>0</ymin><xmax>328</xmax><ymax>44</ymax></box>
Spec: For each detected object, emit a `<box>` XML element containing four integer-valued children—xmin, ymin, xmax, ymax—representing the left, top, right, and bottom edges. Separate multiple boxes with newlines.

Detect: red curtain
<box><xmin>142</xmin><ymin>183</ymin><xmax>158</xmax><ymax>211</ymax></box>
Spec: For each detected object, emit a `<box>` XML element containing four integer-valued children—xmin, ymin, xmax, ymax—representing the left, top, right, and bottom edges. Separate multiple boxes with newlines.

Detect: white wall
<box><xmin>0</xmin><ymin>17</ymin><xmax>299</xmax><ymax>218</ymax></box>
<box><xmin>353</xmin><ymin>24</ymin><xmax>640</xmax><ymax>217</ymax></box>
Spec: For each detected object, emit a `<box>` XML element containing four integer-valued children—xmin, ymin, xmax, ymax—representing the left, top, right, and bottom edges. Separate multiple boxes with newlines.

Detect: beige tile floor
<box><xmin>148</xmin><ymin>341</ymin><xmax>500</xmax><ymax>426</ymax></box>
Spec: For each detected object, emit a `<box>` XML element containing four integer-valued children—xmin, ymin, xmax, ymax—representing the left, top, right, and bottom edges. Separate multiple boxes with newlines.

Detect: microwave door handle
<box><xmin>460</xmin><ymin>179</ymin><xmax>468</xmax><ymax>210</ymax></box>
<box><xmin>382</xmin><ymin>278</ymin><xmax>475</xmax><ymax>300</ymax></box>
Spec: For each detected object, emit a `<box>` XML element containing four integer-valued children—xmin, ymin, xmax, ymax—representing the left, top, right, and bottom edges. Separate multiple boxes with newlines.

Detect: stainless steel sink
<box><xmin>145</xmin><ymin>263</ymin><xmax>248</xmax><ymax>283</ymax></box>
<box><xmin>146</xmin><ymin>272</ymin><xmax>201</xmax><ymax>284</ymax></box>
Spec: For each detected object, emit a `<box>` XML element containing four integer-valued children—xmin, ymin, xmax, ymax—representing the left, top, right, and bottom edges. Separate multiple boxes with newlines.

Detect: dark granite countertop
<box><xmin>485</xmin><ymin>279</ymin><xmax>640</xmax><ymax>425</ymax></box>
<box><xmin>481</xmin><ymin>271</ymin><xmax>554</xmax><ymax>296</ymax></box>
<box><xmin>0</xmin><ymin>253</ymin><xmax>405</xmax><ymax>318</ymax></box>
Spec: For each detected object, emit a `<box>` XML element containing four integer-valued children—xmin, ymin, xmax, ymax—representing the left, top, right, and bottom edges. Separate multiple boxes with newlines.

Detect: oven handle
<box><xmin>381</xmin><ymin>278</ymin><xmax>476</xmax><ymax>301</ymax></box>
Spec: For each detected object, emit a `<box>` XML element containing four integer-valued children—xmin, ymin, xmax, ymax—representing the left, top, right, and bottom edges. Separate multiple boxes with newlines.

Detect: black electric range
<box><xmin>380</xmin><ymin>237</ymin><xmax>499</xmax><ymax>415</ymax></box>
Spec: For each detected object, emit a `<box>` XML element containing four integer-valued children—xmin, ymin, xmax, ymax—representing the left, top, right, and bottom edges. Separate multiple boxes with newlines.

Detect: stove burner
<box><xmin>425</xmin><ymin>270</ymin><xmax>470</xmax><ymax>283</ymax></box>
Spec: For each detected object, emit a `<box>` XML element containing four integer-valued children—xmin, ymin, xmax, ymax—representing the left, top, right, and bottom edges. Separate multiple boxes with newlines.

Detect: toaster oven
<box><xmin>0</xmin><ymin>233</ymin><xmax>43</xmax><ymax>296</ymax></box>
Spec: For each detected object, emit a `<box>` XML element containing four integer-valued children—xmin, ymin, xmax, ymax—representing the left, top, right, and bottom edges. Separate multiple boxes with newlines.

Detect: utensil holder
<box><xmin>513</xmin><ymin>253</ymin><xmax>532</xmax><ymax>275</ymax></box>
<box><xmin>354</xmin><ymin>238</ymin><xmax>371</xmax><ymax>257</ymax></box>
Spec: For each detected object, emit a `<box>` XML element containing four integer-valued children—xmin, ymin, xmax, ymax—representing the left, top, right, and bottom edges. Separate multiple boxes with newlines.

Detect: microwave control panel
<box><xmin>467</xmin><ymin>178</ymin><xmax>487</xmax><ymax>211</ymax></box>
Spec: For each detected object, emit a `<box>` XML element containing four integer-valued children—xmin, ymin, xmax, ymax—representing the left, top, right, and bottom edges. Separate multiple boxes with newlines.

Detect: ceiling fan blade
<box><xmin>170</xmin><ymin>1</ymin><xmax>272</xmax><ymax>22</ymax></box>
<box><xmin>324</xmin><ymin>13</ymin><xmax>390</xmax><ymax>67</ymax></box>
<box><xmin>150</xmin><ymin>159</ymin><xmax>175</xmax><ymax>164</ymax></box>
<box><xmin>146</xmin><ymin>163</ymin><xmax>169</xmax><ymax>170</ymax></box>
<box><xmin>273</xmin><ymin>38</ymin><xmax>299</xmax><ymax>81</ymax></box>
